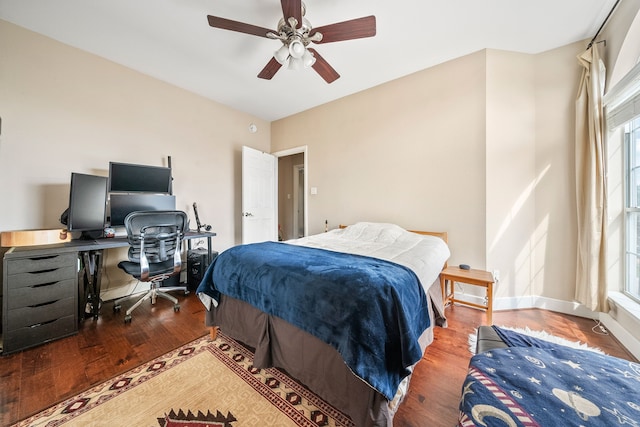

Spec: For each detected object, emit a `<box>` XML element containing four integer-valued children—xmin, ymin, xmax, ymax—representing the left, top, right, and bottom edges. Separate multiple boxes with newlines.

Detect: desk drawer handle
<box><xmin>28</xmin><ymin>299</ymin><xmax>59</xmax><ymax>308</ymax></box>
<box><xmin>29</xmin><ymin>318</ymin><xmax>57</xmax><ymax>328</ymax></box>
<box><xmin>32</xmin><ymin>281</ymin><xmax>59</xmax><ymax>288</ymax></box>
<box><xmin>27</xmin><ymin>268</ymin><xmax>59</xmax><ymax>275</ymax></box>
<box><xmin>27</xmin><ymin>255</ymin><xmax>58</xmax><ymax>261</ymax></box>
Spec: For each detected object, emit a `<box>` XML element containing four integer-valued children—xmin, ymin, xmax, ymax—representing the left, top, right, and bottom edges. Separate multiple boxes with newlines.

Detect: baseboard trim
<box><xmin>493</xmin><ymin>295</ymin><xmax>599</xmax><ymax>319</ymax></box>
<box><xmin>599</xmin><ymin>312</ymin><xmax>640</xmax><ymax>360</ymax></box>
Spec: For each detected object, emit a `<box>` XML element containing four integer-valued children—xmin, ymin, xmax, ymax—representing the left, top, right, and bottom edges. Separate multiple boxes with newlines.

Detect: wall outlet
<box><xmin>493</xmin><ymin>270</ymin><xmax>500</xmax><ymax>282</ymax></box>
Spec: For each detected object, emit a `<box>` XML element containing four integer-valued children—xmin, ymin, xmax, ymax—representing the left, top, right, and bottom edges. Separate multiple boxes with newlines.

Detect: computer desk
<box><xmin>2</xmin><ymin>230</ymin><xmax>216</xmax><ymax>350</ymax></box>
<box><xmin>82</xmin><ymin>230</ymin><xmax>216</xmax><ymax>319</ymax></box>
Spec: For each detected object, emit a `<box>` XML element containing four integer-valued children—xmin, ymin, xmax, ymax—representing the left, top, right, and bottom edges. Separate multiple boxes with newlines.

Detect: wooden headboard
<box><xmin>407</xmin><ymin>229</ymin><xmax>448</xmax><ymax>244</ymax></box>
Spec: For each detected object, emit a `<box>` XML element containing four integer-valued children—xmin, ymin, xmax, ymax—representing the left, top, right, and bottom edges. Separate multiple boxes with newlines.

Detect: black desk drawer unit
<box><xmin>2</xmin><ymin>252</ymin><xmax>78</xmax><ymax>354</ymax></box>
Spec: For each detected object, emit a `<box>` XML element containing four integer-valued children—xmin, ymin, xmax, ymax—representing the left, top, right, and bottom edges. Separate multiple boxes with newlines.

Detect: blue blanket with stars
<box><xmin>459</xmin><ymin>330</ymin><xmax>640</xmax><ymax>426</ymax></box>
<box><xmin>197</xmin><ymin>241</ymin><xmax>431</xmax><ymax>401</ymax></box>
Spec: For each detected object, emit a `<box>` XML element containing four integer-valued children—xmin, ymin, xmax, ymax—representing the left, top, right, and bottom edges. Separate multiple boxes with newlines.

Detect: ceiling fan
<box><xmin>207</xmin><ymin>0</ymin><xmax>376</xmax><ymax>83</ymax></box>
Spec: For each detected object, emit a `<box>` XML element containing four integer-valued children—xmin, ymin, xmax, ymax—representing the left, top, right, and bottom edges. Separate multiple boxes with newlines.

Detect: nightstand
<box><xmin>440</xmin><ymin>266</ymin><xmax>495</xmax><ymax>324</ymax></box>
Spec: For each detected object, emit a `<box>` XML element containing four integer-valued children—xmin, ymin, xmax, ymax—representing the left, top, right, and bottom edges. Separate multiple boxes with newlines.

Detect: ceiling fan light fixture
<box><xmin>274</xmin><ymin>44</ymin><xmax>290</xmax><ymax>65</ymax></box>
<box><xmin>288</xmin><ymin>56</ymin><xmax>304</xmax><ymax>71</ymax></box>
<box><xmin>302</xmin><ymin>49</ymin><xmax>316</xmax><ymax>67</ymax></box>
<box><xmin>208</xmin><ymin>2</ymin><xmax>376</xmax><ymax>82</ymax></box>
<box><xmin>288</xmin><ymin>39</ymin><xmax>306</xmax><ymax>59</ymax></box>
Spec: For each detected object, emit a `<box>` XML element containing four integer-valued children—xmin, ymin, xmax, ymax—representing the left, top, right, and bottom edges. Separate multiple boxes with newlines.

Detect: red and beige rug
<box><xmin>14</xmin><ymin>332</ymin><xmax>354</xmax><ymax>427</ymax></box>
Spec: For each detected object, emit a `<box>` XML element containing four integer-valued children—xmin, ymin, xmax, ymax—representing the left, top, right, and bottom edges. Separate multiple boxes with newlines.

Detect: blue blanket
<box><xmin>492</xmin><ymin>326</ymin><xmax>571</xmax><ymax>350</ymax></box>
<box><xmin>459</xmin><ymin>331</ymin><xmax>640</xmax><ymax>426</ymax></box>
<box><xmin>196</xmin><ymin>241</ymin><xmax>431</xmax><ymax>400</ymax></box>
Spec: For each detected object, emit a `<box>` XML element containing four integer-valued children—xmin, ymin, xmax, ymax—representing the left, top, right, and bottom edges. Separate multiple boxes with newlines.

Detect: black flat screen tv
<box><xmin>109</xmin><ymin>162</ymin><xmax>172</xmax><ymax>194</ymax></box>
<box><xmin>109</xmin><ymin>194</ymin><xmax>176</xmax><ymax>226</ymax></box>
<box><xmin>66</xmin><ymin>173</ymin><xmax>108</xmax><ymax>233</ymax></box>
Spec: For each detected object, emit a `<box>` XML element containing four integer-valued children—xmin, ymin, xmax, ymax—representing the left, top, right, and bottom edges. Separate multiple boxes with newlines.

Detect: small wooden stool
<box><xmin>440</xmin><ymin>266</ymin><xmax>495</xmax><ymax>324</ymax></box>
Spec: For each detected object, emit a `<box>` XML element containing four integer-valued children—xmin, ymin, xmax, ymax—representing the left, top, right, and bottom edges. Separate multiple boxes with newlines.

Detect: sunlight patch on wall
<box><xmin>531</xmin><ymin>213</ymin><xmax>550</xmax><ymax>294</ymax></box>
<box><xmin>489</xmin><ymin>164</ymin><xmax>551</xmax><ymax>253</ymax></box>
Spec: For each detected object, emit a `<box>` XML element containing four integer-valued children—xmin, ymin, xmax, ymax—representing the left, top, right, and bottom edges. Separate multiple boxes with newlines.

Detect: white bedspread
<box><xmin>288</xmin><ymin>222</ymin><xmax>450</xmax><ymax>300</ymax></box>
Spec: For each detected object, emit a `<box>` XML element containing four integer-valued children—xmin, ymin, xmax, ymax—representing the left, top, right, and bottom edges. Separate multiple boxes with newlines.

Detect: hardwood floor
<box><xmin>0</xmin><ymin>294</ymin><xmax>635</xmax><ymax>426</ymax></box>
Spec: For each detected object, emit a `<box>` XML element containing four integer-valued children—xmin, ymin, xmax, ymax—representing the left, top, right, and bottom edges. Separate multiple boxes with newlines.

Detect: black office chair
<box><xmin>113</xmin><ymin>210</ymin><xmax>189</xmax><ymax>323</ymax></box>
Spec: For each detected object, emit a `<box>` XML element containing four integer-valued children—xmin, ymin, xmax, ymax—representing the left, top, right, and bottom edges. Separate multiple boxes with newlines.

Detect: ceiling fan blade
<box><xmin>281</xmin><ymin>0</ymin><xmax>302</xmax><ymax>28</ymax></box>
<box><xmin>207</xmin><ymin>15</ymin><xmax>274</xmax><ymax>38</ymax></box>
<box><xmin>310</xmin><ymin>16</ymin><xmax>376</xmax><ymax>43</ymax></box>
<box><xmin>257</xmin><ymin>57</ymin><xmax>284</xmax><ymax>80</ymax></box>
<box><xmin>307</xmin><ymin>48</ymin><xmax>340</xmax><ymax>84</ymax></box>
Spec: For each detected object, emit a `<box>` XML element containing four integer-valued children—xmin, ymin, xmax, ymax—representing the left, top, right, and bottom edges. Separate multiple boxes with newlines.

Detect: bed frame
<box><xmin>204</xmin><ymin>226</ymin><xmax>449</xmax><ymax>426</ymax></box>
<box><xmin>209</xmin><ymin>227</ymin><xmax>447</xmax><ymax>342</ymax></box>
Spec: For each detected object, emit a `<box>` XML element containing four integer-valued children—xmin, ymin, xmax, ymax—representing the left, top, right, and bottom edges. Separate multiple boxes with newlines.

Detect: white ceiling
<box><xmin>0</xmin><ymin>0</ymin><xmax>617</xmax><ymax>121</ymax></box>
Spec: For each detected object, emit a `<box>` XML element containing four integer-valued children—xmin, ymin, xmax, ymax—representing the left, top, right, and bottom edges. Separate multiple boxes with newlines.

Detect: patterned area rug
<box><xmin>13</xmin><ymin>332</ymin><xmax>354</xmax><ymax>427</ymax></box>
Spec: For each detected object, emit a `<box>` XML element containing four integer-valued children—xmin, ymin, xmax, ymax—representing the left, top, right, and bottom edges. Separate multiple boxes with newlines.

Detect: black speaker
<box><xmin>187</xmin><ymin>248</ymin><xmax>216</xmax><ymax>291</ymax></box>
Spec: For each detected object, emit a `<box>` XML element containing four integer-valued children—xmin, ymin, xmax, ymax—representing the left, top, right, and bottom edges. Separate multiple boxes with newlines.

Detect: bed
<box><xmin>459</xmin><ymin>326</ymin><xmax>640</xmax><ymax>426</ymax></box>
<box><xmin>196</xmin><ymin>222</ymin><xmax>450</xmax><ymax>426</ymax></box>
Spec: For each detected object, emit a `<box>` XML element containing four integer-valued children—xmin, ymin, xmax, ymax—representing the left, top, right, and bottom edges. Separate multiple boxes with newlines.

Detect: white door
<box><xmin>242</xmin><ymin>146</ymin><xmax>277</xmax><ymax>244</ymax></box>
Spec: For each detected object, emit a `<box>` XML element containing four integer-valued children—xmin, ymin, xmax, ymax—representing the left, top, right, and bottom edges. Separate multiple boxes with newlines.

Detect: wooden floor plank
<box><xmin>0</xmin><ymin>292</ymin><xmax>634</xmax><ymax>426</ymax></box>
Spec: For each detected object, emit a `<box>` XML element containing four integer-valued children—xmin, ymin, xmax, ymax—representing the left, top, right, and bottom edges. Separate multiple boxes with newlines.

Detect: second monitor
<box><xmin>109</xmin><ymin>194</ymin><xmax>176</xmax><ymax>227</ymax></box>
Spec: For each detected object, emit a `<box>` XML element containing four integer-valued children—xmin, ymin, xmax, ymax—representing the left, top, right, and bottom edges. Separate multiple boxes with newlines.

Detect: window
<box><xmin>609</xmin><ymin>61</ymin><xmax>640</xmax><ymax>303</ymax></box>
<box><xmin>625</xmin><ymin>117</ymin><xmax>640</xmax><ymax>302</ymax></box>
<box><xmin>604</xmin><ymin>63</ymin><xmax>640</xmax><ymax>303</ymax></box>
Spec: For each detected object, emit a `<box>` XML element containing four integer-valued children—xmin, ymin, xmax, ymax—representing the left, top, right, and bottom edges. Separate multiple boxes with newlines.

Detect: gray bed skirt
<box><xmin>203</xmin><ymin>279</ymin><xmax>445</xmax><ymax>427</ymax></box>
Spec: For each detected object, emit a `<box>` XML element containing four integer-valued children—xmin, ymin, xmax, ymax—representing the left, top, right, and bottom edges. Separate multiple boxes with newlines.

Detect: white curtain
<box><xmin>575</xmin><ymin>43</ymin><xmax>609</xmax><ymax>312</ymax></box>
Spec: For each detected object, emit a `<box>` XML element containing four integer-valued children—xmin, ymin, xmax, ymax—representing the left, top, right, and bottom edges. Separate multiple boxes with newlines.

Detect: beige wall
<box><xmin>273</xmin><ymin>46</ymin><xmax>584</xmax><ymax>304</ymax></box>
<box><xmin>601</xmin><ymin>0</ymin><xmax>640</xmax><ymax>90</ymax></box>
<box><xmin>0</xmin><ymin>20</ymin><xmax>270</xmax><ymax>299</ymax></box>
<box><xmin>485</xmin><ymin>50</ymin><xmax>536</xmax><ymax>301</ymax></box>
<box><xmin>273</xmin><ymin>51</ymin><xmax>488</xmax><ymax>268</ymax></box>
<box><xmin>532</xmin><ymin>43</ymin><xmax>585</xmax><ymax>302</ymax></box>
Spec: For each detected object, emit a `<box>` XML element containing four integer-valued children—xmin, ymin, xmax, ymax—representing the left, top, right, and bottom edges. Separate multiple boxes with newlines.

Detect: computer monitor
<box><xmin>108</xmin><ymin>162</ymin><xmax>172</xmax><ymax>194</ymax></box>
<box><xmin>66</xmin><ymin>173</ymin><xmax>108</xmax><ymax>235</ymax></box>
<box><xmin>109</xmin><ymin>194</ymin><xmax>176</xmax><ymax>226</ymax></box>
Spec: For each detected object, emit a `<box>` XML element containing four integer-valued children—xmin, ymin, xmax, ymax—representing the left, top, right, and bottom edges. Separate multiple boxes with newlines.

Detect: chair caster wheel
<box><xmin>124</xmin><ymin>315</ymin><xmax>132</xmax><ymax>323</ymax></box>
<box><xmin>113</xmin><ymin>305</ymin><xmax>121</xmax><ymax>313</ymax></box>
<box><xmin>174</xmin><ymin>304</ymin><xmax>180</xmax><ymax>312</ymax></box>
